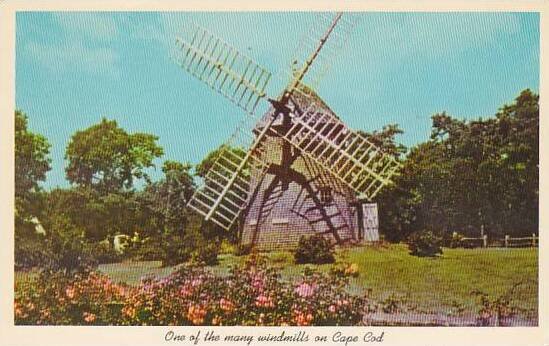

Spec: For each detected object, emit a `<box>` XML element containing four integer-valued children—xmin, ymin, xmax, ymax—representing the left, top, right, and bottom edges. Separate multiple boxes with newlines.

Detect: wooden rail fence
<box><xmin>452</xmin><ymin>232</ymin><xmax>538</xmax><ymax>248</ymax></box>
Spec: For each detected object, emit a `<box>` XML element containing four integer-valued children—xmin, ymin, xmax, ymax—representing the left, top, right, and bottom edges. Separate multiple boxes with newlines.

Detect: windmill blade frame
<box><xmin>281</xmin><ymin>12</ymin><xmax>360</xmax><ymax>94</ymax></box>
<box><xmin>187</xmin><ymin>117</ymin><xmax>274</xmax><ymax>230</ymax></box>
<box><xmin>173</xmin><ymin>24</ymin><xmax>272</xmax><ymax>116</ymax></box>
<box><xmin>272</xmin><ymin>92</ymin><xmax>402</xmax><ymax>201</ymax></box>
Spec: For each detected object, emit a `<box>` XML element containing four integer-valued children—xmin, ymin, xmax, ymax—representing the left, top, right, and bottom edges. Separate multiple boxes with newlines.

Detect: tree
<box><xmin>43</xmin><ymin>187</ymin><xmax>142</xmax><ymax>241</ymax></box>
<box><xmin>358</xmin><ymin>124</ymin><xmax>407</xmax><ymax>159</ymax></box>
<box><xmin>378</xmin><ymin>89</ymin><xmax>539</xmax><ymax>241</ymax></box>
<box><xmin>15</xmin><ymin>110</ymin><xmax>51</xmax><ymax>213</ymax></box>
<box><xmin>65</xmin><ymin>118</ymin><xmax>163</xmax><ymax>192</ymax></box>
<box><xmin>14</xmin><ymin>110</ymin><xmax>52</xmax><ymax>268</ymax></box>
<box><xmin>139</xmin><ymin>160</ymin><xmax>195</xmax><ymax>234</ymax></box>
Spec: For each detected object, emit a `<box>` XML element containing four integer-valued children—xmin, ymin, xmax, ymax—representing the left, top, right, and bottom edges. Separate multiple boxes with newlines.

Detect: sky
<box><xmin>15</xmin><ymin>12</ymin><xmax>539</xmax><ymax>189</ymax></box>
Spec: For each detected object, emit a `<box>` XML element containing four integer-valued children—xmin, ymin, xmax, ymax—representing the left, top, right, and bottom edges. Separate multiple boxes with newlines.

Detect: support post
<box><xmin>483</xmin><ymin>234</ymin><xmax>488</xmax><ymax>248</ymax></box>
<box><xmin>505</xmin><ymin>235</ymin><xmax>509</xmax><ymax>248</ymax></box>
<box><xmin>532</xmin><ymin>233</ymin><xmax>537</xmax><ymax>247</ymax></box>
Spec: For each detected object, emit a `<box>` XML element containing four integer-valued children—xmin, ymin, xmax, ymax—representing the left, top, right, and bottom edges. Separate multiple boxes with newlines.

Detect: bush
<box><xmin>85</xmin><ymin>241</ymin><xmax>122</xmax><ymax>264</ymax></box>
<box><xmin>15</xmin><ymin>270</ymin><xmax>126</xmax><ymax>325</ymax></box>
<box><xmin>294</xmin><ymin>234</ymin><xmax>335</xmax><ymax>264</ymax></box>
<box><xmin>235</xmin><ymin>243</ymin><xmax>254</xmax><ymax>256</ymax></box>
<box><xmin>15</xmin><ymin>255</ymin><xmax>367</xmax><ymax>326</ymax></box>
<box><xmin>161</xmin><ymin>233</ymin><xmax>194</xmax><ymax>266</ymax></box>
<box><xmin>219</xmin><ymin>239</ymin><xmax>236</xmax><ymax>254</ymax></box>
<box><xmin>191</xmin><ymin>241</ymin><xmax>220</xmax><ymax>265</ymax></box>
<box><xmin>15</xmin><ymin>235</ymin><xmax>54</xmax><ymax>271</ymax></box>
<box><xmin>406</xmin><ymin>230</ymin><xmax>443</xmax><ymax>257</ymax></box>
<box><xmin>449</xmin><ymin>232</ymin><xmax>464</xmax><ymax>248</ymax></box>
<box><xmin>130</xmin><ymin>237</ymin><xmax>167</xmax><ymax>262</ymax></box>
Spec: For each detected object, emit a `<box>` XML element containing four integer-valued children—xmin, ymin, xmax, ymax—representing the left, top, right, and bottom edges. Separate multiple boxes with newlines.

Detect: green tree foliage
<box><xmin>65</xmin><ymin>118</ymin><xmax>163</xmax><ymax>192</ymax></box>
<box><xmin>14</xmin><ymin>110</ymin><xmax>52</xmax><ymax>269</ymax></box>
<box><xmin>43</xmin><ymin>187</ymin><xmax>142</xmax><ymax>242</ymax></box>
<box><xmin>15</xmin><ymin>110</ymin><xmax>51</xmax><ymax>218</ymax></box>
<box><xmin>378</xmin><ymin>89</ymin><xmax>539</xmax><ymax>241</ymax></box>
<box><xmin>139</xmin><ymin>160</ymin><xmax>195</xmax><ymax>234</ymax></box>
<box><xmin>358</xmin><ymin>124</ymin><xmax>407</xmax><ymax>159</ymax></box>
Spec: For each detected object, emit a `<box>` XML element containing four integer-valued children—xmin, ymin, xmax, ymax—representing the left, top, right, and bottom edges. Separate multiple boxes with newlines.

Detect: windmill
<box><xmin>173</xmin><ymin>13</ymin><xmax>401</xmax><ymax>250</ymax></box>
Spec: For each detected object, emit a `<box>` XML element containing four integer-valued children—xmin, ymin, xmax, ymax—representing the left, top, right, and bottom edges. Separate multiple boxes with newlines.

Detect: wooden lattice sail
<box><xmin>173</xmin><ymin>24</ymin><xmax>272</xmax><ymax>116</ymax></box>
<box><xmin>187</xmin><ymin>118</ymin><xmax>271</xmax><ymax>230</ymax></box>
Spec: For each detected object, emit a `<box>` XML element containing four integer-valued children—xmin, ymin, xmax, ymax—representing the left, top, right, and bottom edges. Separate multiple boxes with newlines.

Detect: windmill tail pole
<box><xmin>283</xmin><ymin>12</ymin><xmax>343</xmax><ymax>101</ymax></box>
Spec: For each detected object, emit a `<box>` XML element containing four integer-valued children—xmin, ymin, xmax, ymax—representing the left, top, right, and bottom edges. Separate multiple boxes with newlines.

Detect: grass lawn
<box><xmin>94</xmin><ymin>244</ymin><xmax>538</xmax><ymax>319</ymax></box>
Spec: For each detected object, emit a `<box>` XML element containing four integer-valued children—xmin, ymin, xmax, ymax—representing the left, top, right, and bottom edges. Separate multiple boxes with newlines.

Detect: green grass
<box><xmin>16</xmin><ymin>244</ymin><xmax>537</xmax><ymax>319</ymax></box>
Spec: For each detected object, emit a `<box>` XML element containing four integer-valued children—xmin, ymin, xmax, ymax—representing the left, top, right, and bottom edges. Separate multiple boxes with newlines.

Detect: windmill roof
<box><xmin>255</xmin><ymin>84</ymin><xmax>341</xmax><ymax>130</ymax></box>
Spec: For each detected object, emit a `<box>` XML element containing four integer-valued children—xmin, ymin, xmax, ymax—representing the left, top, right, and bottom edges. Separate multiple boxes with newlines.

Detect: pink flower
<box><xmin>83</xmin><ymin>312</ymin><xmax>96</xmax><ymax>323</ymax></box>
<box><xmin>252</xmin><ymin>278</ymin><xmax>264</xmax><ymax>291</ymax></box>
<box><xmin>329</xmin><ymin>305</ymin><xmax>337</xmax><ymax>313</ymax></box>
<box><xmin>255</xmin><ymin>294</ymin><xmax>275</xmax><ymax>308</ymax></box>
<box><xmin>179</xmin><ymin>285</ymin><xmax>193</xmax><ymax>297</ymax></box>
<box><xmin>294</xmin><ymin>283</ymin><xmax>316</xmax><ymax>298</ymax></box>
<box><xmin>65</xmin><ymin>287</ymin><xmax>76</xmax><ymax>299</ymax></box>
<box><xmin>219</xmin><ymin>298</ymin><xmax>235</xmax><ymax>312</ymax></box>
<box><xmin>294</xmin><ymin>311</ymin><xmax>314</xmax><ymax>326</ymax></box>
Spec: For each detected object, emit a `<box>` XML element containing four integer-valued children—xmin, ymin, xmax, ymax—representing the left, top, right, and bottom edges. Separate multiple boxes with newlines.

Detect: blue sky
<box><xmin>16</xmin><ymin>12</ymin><xmax>539</xmax><ymax>189</ymax></box>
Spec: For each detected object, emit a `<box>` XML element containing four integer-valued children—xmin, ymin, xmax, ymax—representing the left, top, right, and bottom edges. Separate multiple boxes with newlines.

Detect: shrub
<box><xmin>406</xmin><ymin>230</ymin><xmax>443</xmax><ymax>257</ymax></box>
<box><xmin>130</xmin><ymin>237</ymin><xmax>167</xmax><ymax>262</ymax></box>
<box><xmin>330</xmin><ymin>263</ymin><xmax>360</xmax><ymax>278</ymax></box>
<box><xmin>85</xmin><ymin>241</ymin><xmax>122</xmax><ymax>264</ymax></box>
<box><xmin>15</xmin><ymin>235</ymin><xmax>53</xmax><ymax>271</ymax></box>
<box><xmin>15</xmin><ymin>255</ymin><xmax>368</xmax><ymax>326</ymax></box>
<box><xmin>449</xmin><ymin>232</ymin><xmax>464</xmax><ymax>248</ymax></box>
<box><xmin>380</xmin><ymin>293</ymin><xmax>405</xmax><ymax>314</ymax></box>
<box><xmin>294</xmin><ymin>234</ymin><xmax>335</xmax><ymax>264</ymax></box>
<box><xmin>219</xmin><ymin>239</ymin><xmax>236</xmax><ymax>255</ymax></box>
<box><xmin>471</xmin><ymin>281</ymin><xmax>526</xmax><ymax>326</ymax></box>
<box><xmin>235</xmin><ymin>243</ymin><xmax>254</xmax><ymax>256</ymax></box>
<box><xmin>162</xmin><ymin>233</ymin><xmax>194</xmax><ymax>266</ymax></box>
<box><xmin>15</xmin><ymin>270</ymin><xmax>127</xmax><ymax>325</ymax></box>
<box><xmin>191</xmin><ymin>241</ymin><xmax>220</xmax><ymax>265</ymax></box>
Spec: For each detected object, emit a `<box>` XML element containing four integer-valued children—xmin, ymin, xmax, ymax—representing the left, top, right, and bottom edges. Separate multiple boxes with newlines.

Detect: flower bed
<box><xmin>15</xmin><ymin>255</ymin><xmax>366</xmax><ymax>326</ymax></box>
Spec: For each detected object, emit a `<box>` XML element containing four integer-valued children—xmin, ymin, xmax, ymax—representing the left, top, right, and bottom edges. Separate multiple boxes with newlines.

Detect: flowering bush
<box><xmin>15</xmin><ymin>269</ymin><xmax>127</xmax><ymax>325</ymax></box>
<box><xmin>15</xmin><ymin>255</ymin><xmax>367</xmax><ymax>326</ymax></box>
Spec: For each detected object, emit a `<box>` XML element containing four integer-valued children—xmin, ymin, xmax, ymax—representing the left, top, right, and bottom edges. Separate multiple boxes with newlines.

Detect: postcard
<box><xmin>0</xmin><ymin>1</ymin><xmax>547</xmax><ymax>346</ymax></box>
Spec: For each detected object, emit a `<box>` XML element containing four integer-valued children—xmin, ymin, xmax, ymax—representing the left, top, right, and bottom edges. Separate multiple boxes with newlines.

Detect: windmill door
<box><xmin>362</xmin><ymin>203</ymin><xmax>379</xmax><ymax>242</ymax></box>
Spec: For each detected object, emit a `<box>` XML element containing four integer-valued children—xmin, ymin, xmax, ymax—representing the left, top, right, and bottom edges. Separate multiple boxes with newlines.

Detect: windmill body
<box><xmin>241</xmin><ymin>89</ymin><xmax>362</xmax><ymax>250</ymax></box>
<box><xmin>174</xmin><ymin>13</ymin><xmax>401</xmax><ymax>250</ymax></box>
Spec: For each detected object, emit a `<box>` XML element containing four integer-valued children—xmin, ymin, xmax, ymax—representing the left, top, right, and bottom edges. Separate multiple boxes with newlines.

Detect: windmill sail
<box><xmin>282</xmin><ymin>12</ymin><xmax>359</xmax><ymax>94</ymax></box>
<box><xmin>274</xmin><ymin>95</ymin><xmax>401</xmax><ymax>201</ymax></box>
<box><xmin>187</xmin><ymin>118</ymin><xmax>272</xmax><ymax>230</ymax></box>
<box><xmin>173</xmin><ymin>25</ymin><xmax>272</xmax><ymax>116</ymax></box>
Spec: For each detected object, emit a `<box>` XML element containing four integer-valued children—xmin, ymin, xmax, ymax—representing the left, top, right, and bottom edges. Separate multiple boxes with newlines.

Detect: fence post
<box><xmin>483</xmin><ymin>234</ymin><xmax>488</xmax><ymax>248</ymax></box>
<box><xmin>505</xmin><ymin>235</ymin><xmax>509</xmax><ymax>248</ymax></box>
<box><xmin>532</xmin><ymin>233</ymin><xmax>537</xmax><ymax>247</ymax></box>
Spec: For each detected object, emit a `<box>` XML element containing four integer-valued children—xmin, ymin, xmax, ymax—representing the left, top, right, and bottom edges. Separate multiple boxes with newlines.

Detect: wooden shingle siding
<box><xmin>241</xmin><ymin>136</ymin><xmax>359</xmax><ymax>250</ymax></box>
